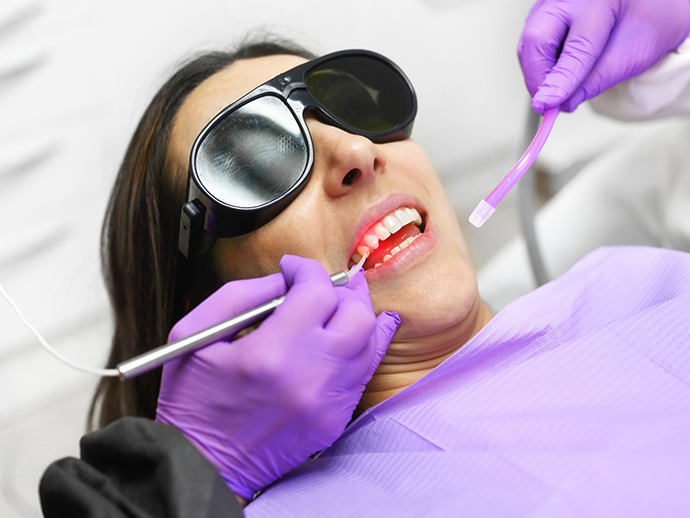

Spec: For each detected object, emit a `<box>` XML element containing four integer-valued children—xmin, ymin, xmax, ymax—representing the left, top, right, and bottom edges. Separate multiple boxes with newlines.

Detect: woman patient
<box><xmin>41</xmin><ymin>36</ymin><xmax>690</xmax><ymax>518</ymax></box>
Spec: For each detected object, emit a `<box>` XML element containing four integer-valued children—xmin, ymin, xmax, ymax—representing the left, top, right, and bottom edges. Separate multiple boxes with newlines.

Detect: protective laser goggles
<box><xmin>179</xmin><ymin>49</ymin><xmax>417</xmax><ymax>258</ymax></box>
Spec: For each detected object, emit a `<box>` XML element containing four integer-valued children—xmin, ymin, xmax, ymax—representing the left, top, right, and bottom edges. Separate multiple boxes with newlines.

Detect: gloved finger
<box><xmin>339</xmin><ymin>268</ymin><xmax>374</xmax><ymax>310</ymax></box>
<box><xmin>279</xmin><ymin>254</ymin><xmax>332</xmax><ymax>288</ymax></box>
<box><xmin>326</xmin><ymin>274</ymin><xmax>396</xmax><ymax>360</ymax></box>
<box><xmin>560</xmin><ymin>17</ymin><xmax>677</xmax><ymax>112</ymax></box>
<box><xmin>531</xmin><ymin>9</ymin><xmax>617</xmax><ymax>113</ymax></box>
<box><xmin>324</xmin><ymin>270</ymin><xmax>374</xmax><ymax>338</ymax></box>
<box><xmin>168</xmin><ymin>272</ymin><xmax>287</xmax><ymax>342</ymax></box>
<box><xmin>518</xmin><ymin>7</ymin><xmax>569</xmax><ymax>97</ymax></box>
<box><xmin>339</xmin><ymin>310</ymin><xmax>400</xmax><ymax>392</ymax></box>
<box><xmin>276</xmin><ymin>254</ymin><xmax>339</xmax><ymax>326</ymax></box>
<box><xmin>322</xmin><ymin>282</ymin><xmax>378</xmax><ymax>360</ymax></box>
<box><xmin>362</xmin><ymin>311</ymin><xmax>400</xmax><ymax>382</ymax></box>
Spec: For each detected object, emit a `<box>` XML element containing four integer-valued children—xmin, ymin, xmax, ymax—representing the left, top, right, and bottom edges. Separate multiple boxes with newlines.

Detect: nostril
<box><xmin>373</xmin><ymin>158</ymin><xmax>382</xmax><ymax>173</ymax></box>
<box><xmin>342</xmin><ymin>169</ymin><xmax>359</xmax><ymax>185</ymax></box>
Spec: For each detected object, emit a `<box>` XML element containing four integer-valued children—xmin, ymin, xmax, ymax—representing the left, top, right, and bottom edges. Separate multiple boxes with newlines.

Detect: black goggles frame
<box><xmin>179</xmin><ymin>49</ymin><xmax>417</xmax><ymax>258</ymax></box>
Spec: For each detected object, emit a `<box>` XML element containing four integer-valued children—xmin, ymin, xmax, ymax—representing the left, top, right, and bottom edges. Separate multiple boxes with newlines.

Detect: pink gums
<box><xmin>363</xmin><ymin>224</ymin><xmax>421</xmax><ymax>269</ymax></box>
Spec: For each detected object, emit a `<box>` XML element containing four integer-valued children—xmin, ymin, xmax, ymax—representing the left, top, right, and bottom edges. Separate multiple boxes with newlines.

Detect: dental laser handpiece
<box><xmin>116</xmin><ymin>262</ymin><xmax>365</xmax><ymax>380</ymax></box>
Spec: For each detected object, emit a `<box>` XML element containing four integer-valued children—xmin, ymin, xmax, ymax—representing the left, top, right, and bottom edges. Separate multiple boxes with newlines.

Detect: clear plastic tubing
<box><xmin>469</xmin><ymin>106</ymin><xmax>559</xmax><ymax>228</ymax></box>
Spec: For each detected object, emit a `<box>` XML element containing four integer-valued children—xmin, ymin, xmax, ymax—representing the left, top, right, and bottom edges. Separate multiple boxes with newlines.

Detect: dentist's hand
<box><xmin>518</xmin><ymin>0</ymin><xmax>690</xmax><ymax>113</ymax></box>
<box><xmin>155</xmin><ymin>255</ymin><xmax>400</xmax><ymax>501</ymax></box>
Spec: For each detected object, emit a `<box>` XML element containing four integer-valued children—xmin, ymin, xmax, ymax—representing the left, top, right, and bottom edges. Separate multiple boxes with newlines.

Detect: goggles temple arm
<box><xmin>179</xmin><ymin>200</ymin><xmax>216</xmax><ymax>258</ymax></box>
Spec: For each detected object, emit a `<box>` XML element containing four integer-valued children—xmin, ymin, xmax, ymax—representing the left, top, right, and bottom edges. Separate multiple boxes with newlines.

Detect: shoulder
<box><xmin>40</xmin><ymin>417</ymin><xmax>244</xmax><ymax>518</ymax></box>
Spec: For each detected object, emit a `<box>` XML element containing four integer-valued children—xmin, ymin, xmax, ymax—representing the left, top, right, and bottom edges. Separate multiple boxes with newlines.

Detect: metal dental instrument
<box><xmin>4</xmin><ymin>252</ymin><xmax>368</xmax><ymax>379</ymax></box>
<box><xmin>469</xmin><ymin>106</ymin><xmax>559</xmax><ymax>228</ymax></box>
<box><xmin>117</xmin><ymin>261</ymin><xmax>366</xmax><ymax>380</ymax></box>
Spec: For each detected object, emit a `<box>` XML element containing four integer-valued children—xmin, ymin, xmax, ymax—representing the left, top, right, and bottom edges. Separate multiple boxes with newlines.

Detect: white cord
<box><xmin>0</xmin><ymin>280</ymin><xmax>119</xmax><ymax>377</ymax></box>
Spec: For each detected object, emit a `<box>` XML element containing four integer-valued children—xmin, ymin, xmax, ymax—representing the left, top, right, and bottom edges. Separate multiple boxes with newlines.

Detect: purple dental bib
<box><xmin>246</xmin><ymin>246</ymin><xmax>690</xmax><ymax>517</ymax></box>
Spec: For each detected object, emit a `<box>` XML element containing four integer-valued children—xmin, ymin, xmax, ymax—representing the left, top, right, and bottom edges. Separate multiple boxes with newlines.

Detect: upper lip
<box><xmin>348</xmin><ymin>193</ymin><xmax>425</xmax><ymax>258</ymax></box>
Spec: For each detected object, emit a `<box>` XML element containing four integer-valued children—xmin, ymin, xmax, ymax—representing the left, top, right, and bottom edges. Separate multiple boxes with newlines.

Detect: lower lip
<box><xmin>362</xmin><ymin>218</ymin><xmax>436</xmax><ymax>278</ymax></box>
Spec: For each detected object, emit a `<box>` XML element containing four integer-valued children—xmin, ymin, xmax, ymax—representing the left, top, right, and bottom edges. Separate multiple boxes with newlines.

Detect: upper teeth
<box><xmin>351</xmin><ymin>207</ymin><xmax>422</xmax><ymax>267</ymax></box>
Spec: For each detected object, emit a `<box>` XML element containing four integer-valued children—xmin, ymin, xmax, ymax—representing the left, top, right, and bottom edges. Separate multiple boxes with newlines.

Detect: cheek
<box><xmin>403</xmin><ymin>145</ymin><xmax>471</xmax><ymax>255</ymax></box>
<box><xmin>213</xmin><ymin>194</ymin><xmax>331</xmax><ymax>280</ymax></box>
<box><xmin>390</xmin><ymin>142</ymin><xmax>448</xmax><ymax>203</ymax></box>
<box><xmin>213</xmin><ymin>237</ymin><xmax>277</xmax><ymax>280</ymax></box>
<box><xmin>256</xmin><ymin>181</ymin><xmax>348</xmax><ymax>271</ymax></box>
<box><xmin>262</xmin><ymin>191</ymin><xmax>332</xmax><ymax>259</ymax></box>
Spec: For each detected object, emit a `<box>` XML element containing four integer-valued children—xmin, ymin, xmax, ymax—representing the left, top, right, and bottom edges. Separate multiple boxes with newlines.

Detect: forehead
<box><xmin>170</xmin><ymin>53</ymin><xmax>308</xmax><ymax>169</ymax></box>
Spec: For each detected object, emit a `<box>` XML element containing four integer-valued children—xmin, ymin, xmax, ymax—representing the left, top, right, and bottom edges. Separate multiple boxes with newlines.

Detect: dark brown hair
<box><xmin>89</xmin><ymin>36</ymin><xmax>316</xmax><ymax>430</ymax></box>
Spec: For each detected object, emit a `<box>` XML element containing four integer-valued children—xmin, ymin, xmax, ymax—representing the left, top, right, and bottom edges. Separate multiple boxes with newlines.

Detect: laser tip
<box><xmin>348</xmin><ymin>250</ymin><xmax>369</xmax><ymax>278</ymax></box>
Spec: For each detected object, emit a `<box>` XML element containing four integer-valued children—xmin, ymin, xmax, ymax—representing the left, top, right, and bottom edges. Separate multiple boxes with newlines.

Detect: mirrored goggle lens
<box><xmin>304</xmin><ymin>55</ymin><xmax>413</xmax><ymax>134</ymax></box>
<box><xmin>195</xmin><ymin>96</ymin><xmax>308</xmax><ymax>209</ymax></box>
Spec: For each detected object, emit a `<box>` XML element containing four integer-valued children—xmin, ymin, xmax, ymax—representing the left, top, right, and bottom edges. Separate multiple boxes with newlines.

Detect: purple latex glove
<box><xmin>155</xmin><ymin>255</ymin><xmax>400</xmax><ymax>500</ymax></box>
<box><xmin>518</xmin><ymin>0</ymin><xmax>690</xmax><ymax>113</ymax></box>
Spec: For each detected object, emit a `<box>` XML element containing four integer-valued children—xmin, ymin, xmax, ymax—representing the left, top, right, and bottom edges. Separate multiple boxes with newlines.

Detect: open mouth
<box><xmin>348</xmin><ymin>207</ymin><xmax>425</xmax><ymax>271</ymax></box>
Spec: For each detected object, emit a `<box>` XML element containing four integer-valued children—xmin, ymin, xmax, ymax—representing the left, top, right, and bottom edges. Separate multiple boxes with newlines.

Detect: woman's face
<box><xmin>170</xmin><ymin>54</ymin><xmax>486</xmax><ymax>356</ymax></box>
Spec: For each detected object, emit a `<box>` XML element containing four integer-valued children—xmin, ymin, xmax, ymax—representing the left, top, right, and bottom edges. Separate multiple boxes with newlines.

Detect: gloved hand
<box><xmin>155</xmin><ymin>254</ymin><xmax>400</xmax><ymax>501</ymax></box>
<box><xmin>518</xmin><ymin>0</ymin><xmax>690</xmax><ymax>113</ymax></box>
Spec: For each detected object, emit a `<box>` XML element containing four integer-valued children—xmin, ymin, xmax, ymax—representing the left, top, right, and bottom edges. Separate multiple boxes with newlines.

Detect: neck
<box><xmin>358</xmin><ymin>297</ymin><xmax>493</xmax><ymax>411</ymax></box>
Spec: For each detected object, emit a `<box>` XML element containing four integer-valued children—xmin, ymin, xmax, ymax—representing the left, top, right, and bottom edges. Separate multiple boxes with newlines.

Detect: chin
<box><xmin>371</xmin><ymin>253</ymin><xmax>478</xmax><ymax>341</ymax></box>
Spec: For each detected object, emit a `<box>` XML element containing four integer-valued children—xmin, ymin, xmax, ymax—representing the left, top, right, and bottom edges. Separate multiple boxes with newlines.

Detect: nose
<box><xmin>305</xmin><ymin>116</ymin><xmax>386</xmax><ymax>198</ymax></box>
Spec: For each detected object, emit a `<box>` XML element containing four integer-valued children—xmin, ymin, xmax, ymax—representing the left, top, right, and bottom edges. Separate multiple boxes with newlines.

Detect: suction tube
<box><xmin>469</xmin><ymin>107</ymin><xmax>559</xmax><ymax>228</ymax></box>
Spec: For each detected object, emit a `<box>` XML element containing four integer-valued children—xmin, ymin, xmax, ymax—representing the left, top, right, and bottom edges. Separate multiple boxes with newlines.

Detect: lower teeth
<box><xmin>356</xmin><ymin>233</ymin><xmax>421</xmax><ymax>270</ymax></box>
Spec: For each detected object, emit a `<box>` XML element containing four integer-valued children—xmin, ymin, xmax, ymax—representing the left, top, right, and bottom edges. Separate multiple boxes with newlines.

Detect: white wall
<box><xmin>0</xmin><ymin>0</ymin><xmax>647</xmax><ymax>515</ymax></box>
